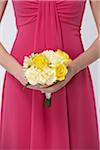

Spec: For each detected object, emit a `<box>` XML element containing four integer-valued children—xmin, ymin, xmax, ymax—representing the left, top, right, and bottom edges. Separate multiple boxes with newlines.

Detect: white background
<box><xmin>0</xmin><ymin>0</ymin><xmax>100</xmax><ymax>136</ymax></box>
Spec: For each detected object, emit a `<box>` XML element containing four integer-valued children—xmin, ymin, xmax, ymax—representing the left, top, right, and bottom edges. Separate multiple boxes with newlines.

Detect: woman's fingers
<box><xmin>25</xmin><ymin>69</ymin><xmax>74</xmax><ymax>93</ymax></box>
<box><xmin>26</xmin><ymin>84</ymin><xmax>49</xmax><ymax>91</ymax></box>
<box><xmin>41</xmin><ymin>82</ymin><xmax>62</xmax><ymax>93</ymax></box>
<box><xmin>41</xmin><ymin>71</ymin><xmax>74</xmax><ymax>93</ymax></box>
<box><xmin>27</xmin><ymin>85</ymin><xmax>41</xmax><ymax>90</ymax></box>
<box><xmin>26</xmin><ymin>83</ymin><xmax>56</xmax><ymax>91</ymax></box>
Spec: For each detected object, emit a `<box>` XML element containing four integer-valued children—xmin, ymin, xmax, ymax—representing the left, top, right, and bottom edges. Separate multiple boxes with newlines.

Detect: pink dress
<box><xmin>0</xmin><ymin>0</ymin><xmax>99</xmax><ymax>149</ymax></box>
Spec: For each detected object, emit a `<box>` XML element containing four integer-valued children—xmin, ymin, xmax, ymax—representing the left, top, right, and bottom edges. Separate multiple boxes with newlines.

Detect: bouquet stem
<box><xmin>44</xmin><ymin>93</ymin><xmax>51</xmax><ymax>107</ymax></box>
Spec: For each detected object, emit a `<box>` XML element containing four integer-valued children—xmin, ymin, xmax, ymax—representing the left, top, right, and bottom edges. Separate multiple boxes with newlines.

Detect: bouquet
<box><xmin>23</xmin><ymin>49</ymin><xmax>72</xmax><ymax>107</ymax></box>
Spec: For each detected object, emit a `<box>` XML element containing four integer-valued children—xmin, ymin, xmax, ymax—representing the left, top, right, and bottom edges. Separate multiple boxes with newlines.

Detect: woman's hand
<box><xmin>22</xmin><ymin>61</ymin><xmax>77</xmax><ymax>93</ymax></box>
<box><xmin>27</xmin><ymin>84</ymin><xmax>49</xmax><ymax>91</ymax></box>
<box><xmin>40</xmin><ymin>62</ymin><xmax>77</xmax><ymax>94</ymax></box>
<box><xmin>0</xmin><ymin>42</ymin><xmax>42</xmax><ymax>92</ymax></box>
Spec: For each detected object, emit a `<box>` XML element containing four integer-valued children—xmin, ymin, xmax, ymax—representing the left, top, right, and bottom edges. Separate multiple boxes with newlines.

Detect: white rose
<box><xmin>37</xmin><ymin>73</ymin><xmax>47</xmax><ymax>85</ymax></box>
<box><xmin>43</xmin><ymin>67</ymin><xmax>56</xmax><ymax>85</ymax></box>
<box><xmin>42</xmin><ymin>50</ymin><xmax>55</xmax><ymax>62</ymax></box>
<box><xmin>43</xmin><ymin>50</ymin><xmax>64</xmax><ymax>65</ymax></box>
<box><xmin>25</xmin><ymin>66</ymin><xmax>40</xmax><ymax>85</ymax></box>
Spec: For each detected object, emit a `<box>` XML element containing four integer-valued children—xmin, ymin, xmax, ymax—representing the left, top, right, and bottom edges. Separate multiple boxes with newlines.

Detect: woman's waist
<box><xmin>11</xmin><ymin>37</ymin><xmax>84</xmax><ymax>65</ymax></box>
<box><xmin>11</xmin><ymin>21</ymin><xmax>84</xmax><ymax>62</ymax></box>
<box><xmin>16</xmin><ymin>25</ymin><xmax>82</xmax><ymax>44</ymax></box>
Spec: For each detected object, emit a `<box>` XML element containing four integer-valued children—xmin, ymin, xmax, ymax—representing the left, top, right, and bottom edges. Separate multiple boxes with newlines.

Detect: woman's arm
<box><xmin>0</xmin><ymin>42</ymin><xmax>26</xmax><ymax>85</ymax></box>
<box><xmin>68</xmin><ymin>0</ymin><xmax>100</xmax><ymax>74</ymax></box>
<box><xmin>0</xmin><ymin>1</ymin><xmax>29</xmax><ymax>86</ymax></box>
<box><xmin>0</xmin><ymin>1</ymin><xmax>47</xmax><ymax>91</ymax></box>
<box><xmin>0</xmin><ymin>0</ymin><xmax>7</xmax><ymax>22</ymax></box>
<box><xmin>0</xmin><ymin>1</ymin><xmax>43</xmax><ymax>91</ymax></box>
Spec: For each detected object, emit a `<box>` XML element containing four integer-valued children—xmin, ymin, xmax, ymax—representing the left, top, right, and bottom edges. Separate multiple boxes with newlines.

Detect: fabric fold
<box><xmin>33</xmin><ymin>1</ymin><xmax>64</xmax><ymax>51</ymax></box>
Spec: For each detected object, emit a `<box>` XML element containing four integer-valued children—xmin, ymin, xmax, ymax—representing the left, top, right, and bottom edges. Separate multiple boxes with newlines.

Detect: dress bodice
<box><xmin>12</xmin><ymin>0</ymin><xmax>86</xmax><ymax>28</ymax></box>
<box><xmin>12</xmin><ymin>0</ymin><xmax>86</xmax><ymax>52</ymax></box>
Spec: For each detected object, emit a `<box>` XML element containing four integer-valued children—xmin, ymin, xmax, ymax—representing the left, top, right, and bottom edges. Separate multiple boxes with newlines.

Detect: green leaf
<box><xmin>25</xmin><ymin>82</ymin><xmax>31</xmax><ymax>87</ymax></box>
<box><xmin>44</xmin><ymin>98</ymin><xmax>51</xmax><ymax>107</ymax></box>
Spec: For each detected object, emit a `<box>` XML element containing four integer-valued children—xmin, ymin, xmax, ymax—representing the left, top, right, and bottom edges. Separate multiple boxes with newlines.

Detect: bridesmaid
<box><xmin>0</xmin><ymin>0</ymin><xmax>99</xmax><ymax>93</ymax></box>
<box><xmin>0</xmin><ymin>0</ymin><xmax>100</xmax><ymax>149</ymax></box>
<box><xmin>0</xmin><ymin>1</ymin><xmax>100</xmax><ymax>99</ymax></box>
<box><xmin>0</xmin><ymin>1</ymin><xmax>100</xmax><ymax>102</ymax></box>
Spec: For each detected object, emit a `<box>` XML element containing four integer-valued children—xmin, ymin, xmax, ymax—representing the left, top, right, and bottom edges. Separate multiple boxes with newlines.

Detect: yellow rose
<box><xmin>56</xmin><ymin>49</ymin><xmax>72</xmax><ymax>65</ymax></box>
<box><xmin>30</xmin><ymin>54</ymin><xmax>49</xmax><ymax>70</ymax></box>
<box><xmin>25</xmin><ymin>66</ymin><xmax>40</xmax><ymax>85</ymax></box>
<box><xmin>55</xmin><ymin>64</ymin><xmax>68</xmax><ymax>81</ymax></box>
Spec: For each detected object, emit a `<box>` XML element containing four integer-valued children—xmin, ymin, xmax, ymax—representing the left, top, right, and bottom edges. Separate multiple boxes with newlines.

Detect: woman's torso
<box><xmin>11</xmin><ymin>0</ymin><xmax>86</xmax><ymax>63</ymax></box>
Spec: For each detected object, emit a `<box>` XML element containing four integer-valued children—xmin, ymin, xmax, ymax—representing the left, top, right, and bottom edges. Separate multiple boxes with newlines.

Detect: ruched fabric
<box><xmin>13</xmin><ymin>0</ymin><xmax>86</xmax><ymax>50</ymax></box>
